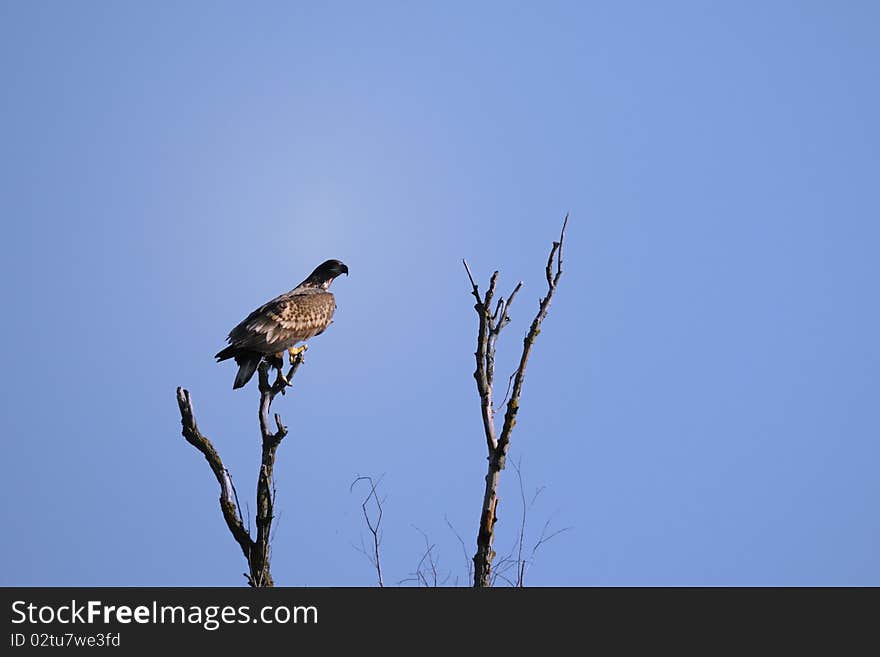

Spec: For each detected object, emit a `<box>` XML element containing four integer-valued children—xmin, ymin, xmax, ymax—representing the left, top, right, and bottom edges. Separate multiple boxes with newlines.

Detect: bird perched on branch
<box><xmin>215</xmin><ymin>259</ymin><xmax>349</xmax><ymax>389</ymax></box>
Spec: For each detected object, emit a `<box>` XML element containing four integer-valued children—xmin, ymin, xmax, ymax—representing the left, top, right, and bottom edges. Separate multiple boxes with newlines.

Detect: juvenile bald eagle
<box><xmin>215</xmin><ymin>259</ymin><xmax>349</xmax><ymax>389</ymax></box>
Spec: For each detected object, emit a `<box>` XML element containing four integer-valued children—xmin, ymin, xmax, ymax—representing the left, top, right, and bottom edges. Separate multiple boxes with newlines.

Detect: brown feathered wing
<box><xmin>215</xmin><ymin>288</ymin><xmax>336</xmax><ymax>388</ymax></box>
<box><xmin>227</xmin><ymin>288</ymin><xmax>337</xmax><ymax>353</ymax></box>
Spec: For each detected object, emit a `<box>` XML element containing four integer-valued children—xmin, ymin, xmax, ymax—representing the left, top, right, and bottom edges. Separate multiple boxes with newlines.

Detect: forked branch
<box><xmin>464</xmin><ymin>215</ymin><xmax>568</xmax><ymax>587</ymax></box>
<box><xmin>176</xmin><ymin>349</ymin><xmax>306</xmax><ymax>587</ymax></box>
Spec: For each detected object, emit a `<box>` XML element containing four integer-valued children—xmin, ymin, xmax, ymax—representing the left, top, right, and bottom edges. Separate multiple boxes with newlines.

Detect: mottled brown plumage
<box><xmin>215</xmin><ymin>259</ymin><xmax>348</xmax><ymax>388</ymax></box>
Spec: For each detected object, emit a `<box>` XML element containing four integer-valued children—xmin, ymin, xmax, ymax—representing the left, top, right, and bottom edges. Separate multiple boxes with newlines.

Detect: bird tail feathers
<box><xmin>215</xmin><ymin>345</ymin><xmax>237</xmax><ymax>362</ymax></box>
<box><xmin>233</xmin><ymin>352</ymin><xmax>261</xmax><ymax>389</ymax></box>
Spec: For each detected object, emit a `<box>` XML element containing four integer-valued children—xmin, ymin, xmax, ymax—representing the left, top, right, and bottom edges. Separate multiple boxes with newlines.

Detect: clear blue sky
<box><xmin>1</xmin><ymin>1</ymin><xmax>878</xmax><ymax>586</ymax></box>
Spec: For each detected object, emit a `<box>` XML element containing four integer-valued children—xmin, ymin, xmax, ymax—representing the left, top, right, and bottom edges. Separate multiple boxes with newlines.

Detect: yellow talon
<box><xmin>288</xmin><ymin>344</ymin><xmax>308</xmax><ymax>364</ymax></box>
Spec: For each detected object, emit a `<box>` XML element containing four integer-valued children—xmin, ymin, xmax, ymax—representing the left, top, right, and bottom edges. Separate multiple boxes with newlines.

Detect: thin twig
<box><xmin>350</xmin><ymin>475</ymin><xmax>386</xmax><ymax>587</ymax></box>
<box><xmin>445</xmin><ymin>516</ymin><xmax>474</xmax><ymax>585</ymax></box>
<box><xmin>512</xmin><ymin>460</ymin><xmax>528</xmax><ymax>587</ymax></box>
<box><xmin>462</xmin><ymin>259</ymin><xmax>479</xmax><ymax>294</ymax></box>
<box><xmin>496</xmin><ymin>371</ymin><xmax>517</xmax><ymax>412</ymax></box>
<box><xmin>532</xmin><ymin>516</ymin><xmax>572</xmax><ymax>557</ymax></box>
<box><xmin>398</xmin><ymin>525</ymin><xmax>450</xmax><ymax>587</ymax></box>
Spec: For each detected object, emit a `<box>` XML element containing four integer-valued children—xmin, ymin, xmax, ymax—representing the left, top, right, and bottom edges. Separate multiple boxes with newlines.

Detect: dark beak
<box><xmin>341</xmin><ymin>264</ymin><xmax>349</xmax><ymax>276</ymax></box>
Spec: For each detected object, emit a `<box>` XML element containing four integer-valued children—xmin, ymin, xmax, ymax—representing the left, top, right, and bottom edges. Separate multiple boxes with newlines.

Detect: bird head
<box><xmin>302</xmin><ymin>259</ymin><xmax>349</xmax><ymax>289</ymax></box>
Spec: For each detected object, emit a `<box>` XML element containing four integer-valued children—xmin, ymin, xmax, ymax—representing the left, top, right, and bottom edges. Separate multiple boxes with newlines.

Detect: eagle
<box><xmin>215</xmin><ymin>259</ymin><xmax>349</xmax><ymax>389</ymax></box>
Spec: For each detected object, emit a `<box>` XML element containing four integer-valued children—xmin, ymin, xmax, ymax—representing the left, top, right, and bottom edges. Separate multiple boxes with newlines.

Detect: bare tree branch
<box><xmin>466</xmin><ymin>215</ymin><xmax>568</xmax><ymax>587</ymax></box>
<box><xmin>350</xmin><ymin>475</ymin><xmax>386</xmax><ymax>587</ymax></box>
<box><xmin>463</xmin><ymin>260</ymin><xmax>499</xmax><ymax>454</ymax></box>
<box><xmin>497</xmin><ymin>214</ymin><xmax>567</xmax><ymax>468</ymax></box>
<box><xmin>176</xmin><ymin>348</ymin><xmax>306</xmax><ymax>587</ymax></box>
<box><xmin>176</xmin><ymin>388</ymin><xmax>254</xmax><ymax>566</ymax></box>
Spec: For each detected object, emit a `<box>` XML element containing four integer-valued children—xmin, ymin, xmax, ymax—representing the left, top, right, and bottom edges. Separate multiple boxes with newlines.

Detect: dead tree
<box><xmin>463</xmin><ymin>216</ymin><xmax>567</xmax><ymax>587</ymax></box>
<box><xmin>175</xmin><ymin>352</ymin><xmax>305</xmax><ymax>587</ymax></box>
